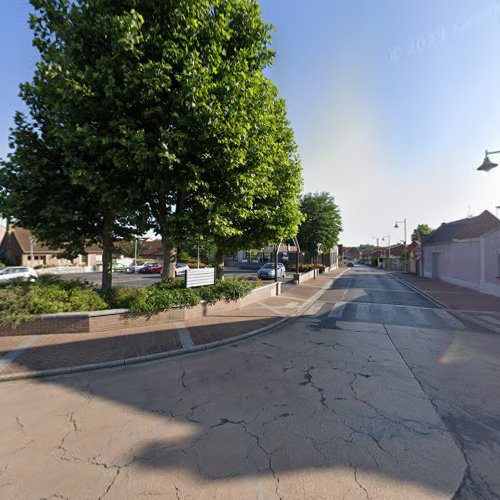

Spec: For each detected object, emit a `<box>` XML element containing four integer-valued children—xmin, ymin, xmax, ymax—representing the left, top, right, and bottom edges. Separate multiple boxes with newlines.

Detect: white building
<box><xmin>422</xmin><ymin>211</ymin><xmax>500</xmax><ymax>297</ymax></box>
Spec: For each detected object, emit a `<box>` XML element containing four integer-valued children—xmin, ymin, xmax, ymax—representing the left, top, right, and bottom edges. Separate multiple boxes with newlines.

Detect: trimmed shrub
<box><xmin>0</xmin><ymin>277</ymin><xmax>107</xmax><ymax>326</ymax></box>
<box><xmin>128</xmin><ymin>283</ymin><xmax>201</xmax><ymax>313</ymax></box>
<box><xmin>198</xmin><ymin>278</ymin><xmax>255</xmax><ymax>303</ymax></box>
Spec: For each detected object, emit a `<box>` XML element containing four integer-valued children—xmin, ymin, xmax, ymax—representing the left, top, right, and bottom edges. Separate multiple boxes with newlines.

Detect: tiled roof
<box><xmin>9</xmin><ymin>227</ymin><xmax>104</xmax><ymax>255</ymax></box>
<box><xmin>423</xmin><ymin>211</ymin><xmax>500</xmax><ymax>244</ymax></box>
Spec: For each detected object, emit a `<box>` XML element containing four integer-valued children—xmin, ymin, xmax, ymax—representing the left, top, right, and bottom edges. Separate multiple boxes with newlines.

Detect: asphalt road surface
<box><xmin>1</xmin><ymin>266</ymin><xmax>499</xmax><ymax>498</ymax></box>
<box><xmin>55</xmin><ymin>268</ymin><xmax>294</xmax><ymax>290</ymax></box>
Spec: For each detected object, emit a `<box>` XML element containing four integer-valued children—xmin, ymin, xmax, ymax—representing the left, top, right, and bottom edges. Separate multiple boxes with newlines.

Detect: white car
<box><xmin>175</xmin><ymin>263</ymin><xmax>190</xmax><ymax>276</ymax></box>
<box><xmin>0</xmin><ymin>266</ymin><xmax>38</xmax><ymax>283</ymax></box>
<box><xmin>257</xmin><ymin>262</ymin><xmax>286</xmax><ymax>279</ymax></box>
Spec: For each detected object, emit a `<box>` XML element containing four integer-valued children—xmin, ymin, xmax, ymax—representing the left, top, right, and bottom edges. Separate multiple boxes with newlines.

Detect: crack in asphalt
<box><xmin>210</xmin><ymin>418</ymin><xmax>281</xmax><ymax>499</ymax></box>
<box><xmin>298</xmin><ymin>366</ymin><xmax>328</xmax><ymax>409</ymax></box>
<box><xmin>351</xmin><ymin>462</ymin><xmax>370</xmax><ymax>499</ymax></box>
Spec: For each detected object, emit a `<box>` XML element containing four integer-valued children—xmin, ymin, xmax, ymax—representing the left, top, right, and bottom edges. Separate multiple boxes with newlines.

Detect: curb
<box><xmin>0</xmin><ymin>269</ymin><xmax>347</xmax><ymax>383</ymax></box>
<box><xmin>389</xmin><ymin>274</ymin><xmax>500</xmax><ymax>335</ymax></box>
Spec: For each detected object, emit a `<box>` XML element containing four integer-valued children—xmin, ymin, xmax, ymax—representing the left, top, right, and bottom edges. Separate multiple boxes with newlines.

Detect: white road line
<box><xmin>406</xmin><ymin>307</ymin><xmax>431</xmax><ymax>326</ymax></box>
<box><xmin>257</xmin><ymin>302</ymin><xmax>288</xmax><ymax>317</ymax></box>
<box><xmin>175</xmin><ymin>322</ymin><xmax>194</xmax><ymax>349</ymax></box>
<box><xmin>478</xmin><ymin>315</ymin><xmax>500</xmax><ymax>326</ymax></box>
<box><xmin>380</xmin><ymin>304</ymin><xmax>398</xmax><ymax>324</ymax></box>
<box><xmin>433</xmin><ymin>309</ymin><xmax>465</xmax><ymax>329</ymax></box>
<box><xmin>0</xmin><ymin>336</ymin><xmax>39</xmax><ymax>374</ymax></box>
<box><xmin>303</xmin><ymin>301</ymin><xmax>324</xmax><ymax>316</ymax></box>
<box><xmin>285</xmin><ymin>302</ymin><xmax>301</xmax><ymax>309</ymax></box>
<box><xmin>328</xmin><ymin>302</ymin><xmax>346</xmax><ymax>319</ymax></box>
<box><xmin>354</xmin><ymin>303</ymin><xmax>372</xmax><ymax>322</ymax></box>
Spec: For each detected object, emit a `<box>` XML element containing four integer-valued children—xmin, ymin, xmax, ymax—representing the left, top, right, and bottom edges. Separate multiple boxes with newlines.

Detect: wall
<box><xmin>423</xmin><ymin>234</ymin><xmax>500</xmax><ymax>298</ymax></box>
<box><xmin>480</xmin><ymin>228</ymin><xmax>500</xmax><ymax>297</ymax></box>
<box><xmin>423</xmin><ymin>240</ymin><xmax>481</xmax><ymax>289</ymax></box>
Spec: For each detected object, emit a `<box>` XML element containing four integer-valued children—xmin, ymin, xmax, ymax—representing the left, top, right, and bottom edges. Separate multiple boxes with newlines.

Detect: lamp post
<box><xmin>29</xmin><ymin>236</ymin><xmax>36</xmax><ymax>266</ymax></box>
<box><xmin>477</xmin><ymin>150</ymin><xmax>500</xmax><ymax>172</ymax></box>
<box><xmin>394</xmin><ymin>220</ymin><xmax>408</xmax><ymax>272</ymax></box>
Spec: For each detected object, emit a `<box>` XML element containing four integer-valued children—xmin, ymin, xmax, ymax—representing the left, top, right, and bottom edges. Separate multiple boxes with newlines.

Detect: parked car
<box><xmin>175</xmin><ymin>263</ymin><xmax>190</xmax><ymax>276</ymax></box>
<box><xmin>0</xmin><ymin>266</ymin><xmax>38</xmax><ymax>283</ymax></box>
<box><xmin>347</xmin><ymin>261</ymin><xmax>354</xmax><ymax>267</ymax></box>
<box><xmin>136</xmin><ymin>262</ymin><xmax>158</xmax><ymax>274</ymax></box>
<box><xmin>147</xmin><ymin>264</ymin><xmax>164</xmax><ymax>274</ymax></box>
<box><xmin>257</xmin><ymin>262</ymin><xmax>286</xmax><ymax>279</ymax></box>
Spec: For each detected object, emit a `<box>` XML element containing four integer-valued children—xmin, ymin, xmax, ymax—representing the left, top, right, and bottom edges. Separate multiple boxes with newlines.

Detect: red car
<box><xmin>145</xmin><ymin>264</ymin><xmax>163</xmax><ymax>274</ymax></box>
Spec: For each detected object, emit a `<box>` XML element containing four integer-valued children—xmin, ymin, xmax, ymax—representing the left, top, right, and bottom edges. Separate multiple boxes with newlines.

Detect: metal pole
<box><xmin>30</xmin><ymin>237</ymin><xmax>34</xmax><ymax>266</ymax></box>
<box><xmin>134</xmin><ymin>238</ymin><xmax>138</xmax><ymax>271</ymax></box>
<box><xmin>274</xmin><ymin>243</ymin><xmax>279</xmax><ymax>283</ymax></box>
<box><xmin>197</xmin><ymin>245</ymin><xmax>200</xmax><ymax>269</ymax></box>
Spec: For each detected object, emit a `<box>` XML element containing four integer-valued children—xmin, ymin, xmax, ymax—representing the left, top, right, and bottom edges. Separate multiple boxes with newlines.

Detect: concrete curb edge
<box><xmin>0</xmin><ymin>269</ymin><xmax>348</xmax><ymax>383</ymax></box>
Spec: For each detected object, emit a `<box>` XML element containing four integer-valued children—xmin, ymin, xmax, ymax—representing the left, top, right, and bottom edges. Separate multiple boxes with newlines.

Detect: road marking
<box><xmin>406</xmin><ymin>307</ymin><xmax>431</xmax><ymax>326</ymax></box>
<box><xmin>303</xmin><ymin>301</ymin><xmax>324</xmax><ymax>316</ymax></box>
<box><xmin>285</xmin><ymin>302</ymin><xmax>300</xmax><ymax>309</ymax></box>
<box><xmin>0</xmin><ymin>336</ymin><xmax>39</xmax><ymax>374</ymax></box>
<box><xmin>175</xmin><ymin>322</ymin><xmax>194</xmax><ymax>349</ymax></box>
<box><xmin>354</xmin><ymin>303</ymin><xmax>372</xmax><ymax>322</ymax></box>
<box><xmin>380</xmin><ymin>304</ymin><xmax>398</xmax><ymax>324</ymax></box>
<box><xmin>328</xmin><ymin>303</ymin><xmax>346</xmax><ymax>319</ymax></box>
<box><xmin>433</xmin><ymin>309</ymin><xmax>465</xmax><ymax>329</ymax></box>
<box><xmin>258</xmin><ymin>302</ymin><xmax>287</xmax><ymax>317</ymax></box>
<box><xmin>478</xmin><ymin>315</ymin><xmax>500</xmax><ymax>326</ymax></box>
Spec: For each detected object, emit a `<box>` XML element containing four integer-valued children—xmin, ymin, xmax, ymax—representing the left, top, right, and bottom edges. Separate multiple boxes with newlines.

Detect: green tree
<box><xmin>297</xmin><ymin>192</ymin><xmax>343</xmax><ymax>256</ymax></box>
<box><xmin>1</xmin><ymin>0</ymin><xmax>149</xmax><ymax>292</ymax></box>
<box><xmin>199</xmin><ymin>77</ymin><xmax>303</xmax><ymax>279</ymax></box>
<box><xmin>411</xmin><ymin>224</ymin><xmax>433</xmax><ymax>242</ymax></box>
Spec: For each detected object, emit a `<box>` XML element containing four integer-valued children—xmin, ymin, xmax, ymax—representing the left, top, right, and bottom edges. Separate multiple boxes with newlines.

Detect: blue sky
<box><xmin>2</xmin><ymin>1</ymin><xmax>500</xmax><ymax>245</ymax></box>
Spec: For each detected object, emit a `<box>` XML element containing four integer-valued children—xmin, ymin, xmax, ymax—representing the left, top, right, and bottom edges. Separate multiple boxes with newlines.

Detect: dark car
<box><xmin>347</xmin><ymin>261</ymin><xmax>354</xmax><ymax>267</ymax></box>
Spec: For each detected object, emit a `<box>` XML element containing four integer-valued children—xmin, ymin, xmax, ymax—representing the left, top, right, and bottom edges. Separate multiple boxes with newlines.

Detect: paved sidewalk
<box><xmin>393</xmin><ymin>273</ymin><xmax>500</xmax><ymax>333</ymax></box>
<box><xmin>0</xmin><ymin>269</ymin><xmax>344</xmax><ymax>380</ymax></box>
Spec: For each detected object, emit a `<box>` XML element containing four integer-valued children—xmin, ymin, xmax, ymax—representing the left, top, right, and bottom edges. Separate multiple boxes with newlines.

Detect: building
<box><xmin>0</xmin><ymin>226</ymin><xmax>105</xmax><ymax>267</ymax></box>
<box><xmin>422</xmin><ymin>211</ymin><xmax>500</xmax><ymax>297</ymax></box>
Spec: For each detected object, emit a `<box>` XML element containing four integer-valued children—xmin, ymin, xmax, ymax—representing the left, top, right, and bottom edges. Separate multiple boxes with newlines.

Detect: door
<box><xmin>432</xmin><ymin>253</ymin><xmax>440</xmax><ymax>279</ymax></box>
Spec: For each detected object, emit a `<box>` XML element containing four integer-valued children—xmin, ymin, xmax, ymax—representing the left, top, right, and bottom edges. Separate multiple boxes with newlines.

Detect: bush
<box><xmin>198</xmin><ymin>278</ymin><xmax>255</xmax><ymax>303</ymax></box>
<box><xmin>286</xmin><ymin>264</ymin><xmax>323</xmax><ymax>273</ymax></box>
<box><xmin>0</xmin><ymin>277</ymin><xmax>107</xmax><ymax>326</ymax></box>
<box><xmin>128</xmin><ymin>283</ymin><xmax>201</xmax><ymax>313</ymax></box>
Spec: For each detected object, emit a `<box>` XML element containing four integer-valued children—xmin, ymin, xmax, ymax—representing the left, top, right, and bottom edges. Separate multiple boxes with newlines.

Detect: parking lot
<box><xmin>55</xmin><ymin>267</ymin><xmax>294</xmax><ymax>290</ymax></box>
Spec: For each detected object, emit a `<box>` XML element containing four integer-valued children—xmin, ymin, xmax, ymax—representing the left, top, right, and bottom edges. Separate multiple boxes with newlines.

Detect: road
<box><xmin>1</xmin><ymin>267</ymin><xmax>499</xmax><ymax>498</ymax></box>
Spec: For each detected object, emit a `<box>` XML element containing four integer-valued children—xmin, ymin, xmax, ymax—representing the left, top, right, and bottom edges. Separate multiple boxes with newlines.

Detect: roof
<box><xmin>423</xmin><ymin>211</ymin><xmax>500</xmax><ymax>245</ymax></box>
<box><xmin>7</xmin><ymin>227</ymin><xmax>104</xmax><ymax>255</ymax></box>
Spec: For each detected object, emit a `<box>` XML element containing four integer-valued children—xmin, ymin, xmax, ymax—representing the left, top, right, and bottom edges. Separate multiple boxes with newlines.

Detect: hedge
<box><xmin>0</xmin><ymin>276</ymin><xmax>256</xmax><ymax>326</ymax></box>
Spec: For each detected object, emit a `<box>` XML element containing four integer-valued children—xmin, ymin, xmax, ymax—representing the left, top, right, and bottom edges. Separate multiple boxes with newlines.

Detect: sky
<box><xmin>2</xmin><ymin>1</ymin><xmax>500</xmax><ymax>245</ymax></box>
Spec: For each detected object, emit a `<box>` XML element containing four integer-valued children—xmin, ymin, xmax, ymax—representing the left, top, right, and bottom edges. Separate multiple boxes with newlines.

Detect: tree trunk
<box><xmin>101</xmin><ymin>216</ymin><xmax>114</xmax><ymax>293</ymax></box>
<box><xmin>161</xmin><ymin>239</ymin><xmax>177</xmax><ymax>281</ymax></box>
<box><xmin>215</xmin><ymin>247</ymin><xmax>224</xmax><ymax>281</ymax></box>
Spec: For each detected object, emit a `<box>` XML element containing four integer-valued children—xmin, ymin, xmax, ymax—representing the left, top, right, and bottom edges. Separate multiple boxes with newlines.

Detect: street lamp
<box><xmin>394</xmin><ymin>219</ymin><xmax>407</xmax><ymax>246</ymax></box>
<box><xmin>477</xmin><ymin>150</ymin><xmax>500</xmax><ymax>172</ymax></box>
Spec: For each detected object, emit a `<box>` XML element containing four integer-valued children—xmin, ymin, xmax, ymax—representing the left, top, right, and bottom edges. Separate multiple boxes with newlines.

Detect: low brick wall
<box><xmin>0</xmin><ymin>282</ymin><xmax>280</xmax><ymax>337</ymax></box>
<box><xmin>293</xmin><ymin>269</ymin><xmax>318</xmax><ymax>285</ymax></box>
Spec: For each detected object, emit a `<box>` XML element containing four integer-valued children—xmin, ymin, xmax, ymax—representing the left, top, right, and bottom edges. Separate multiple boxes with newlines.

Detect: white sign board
<box><xmin>185</xmin><ymin>268</ymin><xmax>215</xmax><ymax>288</ymax></box>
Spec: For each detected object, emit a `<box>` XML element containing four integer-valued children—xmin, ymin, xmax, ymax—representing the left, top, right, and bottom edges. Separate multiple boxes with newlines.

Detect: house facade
<box><xmin>0</xmin><ymin>226</ymin><xmax>104</xmax><ymax>267</ymax></box>
<box><xmin>422</xmin><ymin>211</ymin><xmax>500</xmax><ymax>297</ymax></box>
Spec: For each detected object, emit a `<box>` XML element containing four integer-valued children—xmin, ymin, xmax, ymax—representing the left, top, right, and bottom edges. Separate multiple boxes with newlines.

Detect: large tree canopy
<box><xmin>0</xmin><ymin>0</ymin><xmax>303</xmax><ymax>288</ymax></box>
<box><xmin>297</xmin><ymin>192</ymin><xmax>342</xmax><ymax>255</ymax></box>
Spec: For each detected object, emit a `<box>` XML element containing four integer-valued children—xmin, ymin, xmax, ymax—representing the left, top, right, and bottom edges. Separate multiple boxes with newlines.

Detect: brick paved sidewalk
<box><xmin>394</xmin><ymin>273</ymin><xmax>500</xmax><ymax>332</ymax></box>
<box><xmin>0</xmin><ymin>269</ymin><xmax>344</xmax><ymax>380</ymax></box>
